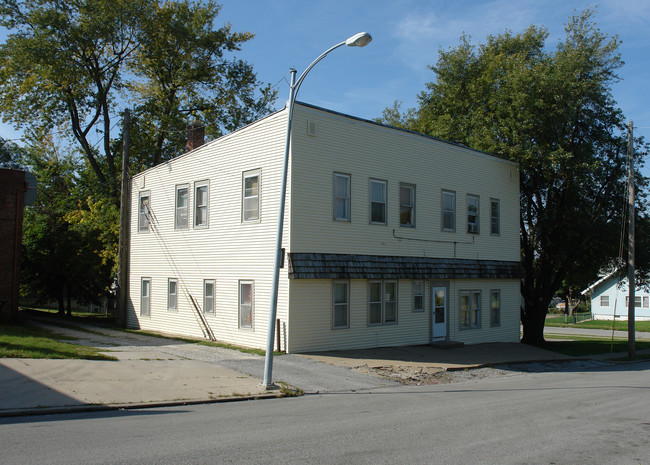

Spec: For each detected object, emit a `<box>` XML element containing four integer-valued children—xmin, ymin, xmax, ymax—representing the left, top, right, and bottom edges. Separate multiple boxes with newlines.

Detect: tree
<box><xmin>380</xmin><ymin>9</ymin><xmax>648</xmax><ymax>345</ymax></box>
<box><xmin>0</xmin><ymin>136</ymin><xmax>23</xmax><ymax>167</ymax></box>
<box><xmin>0</xmin><ymin>0</ymin><xmax>276</xmax><ymax>196</ymax></box>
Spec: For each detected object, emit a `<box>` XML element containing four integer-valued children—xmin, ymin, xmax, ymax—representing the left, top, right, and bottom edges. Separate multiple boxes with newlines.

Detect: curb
<box><xmin>0</xmin><ymin>392</ymin><xmax>287</xmax><ymax>419</ymax></box>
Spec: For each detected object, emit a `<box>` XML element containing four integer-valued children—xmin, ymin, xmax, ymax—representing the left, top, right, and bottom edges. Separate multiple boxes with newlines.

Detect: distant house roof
<box><xmin>581</xmin><ymin>270</ymin><xmax>619</xmax><ymax>295</ymax></box>
<box><xmin>288</xmin><ymin>253</ymin><xmax>522</xmax><ymax>280</ymax></box>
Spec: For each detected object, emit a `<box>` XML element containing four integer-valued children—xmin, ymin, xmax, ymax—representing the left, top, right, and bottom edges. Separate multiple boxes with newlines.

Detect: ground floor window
<box><xmin>332</xmin><ymin>281</ymin><xmax>350</xmax><ymax>329</ymax></box>
<box><xmin>203</xmin><ymin>279</ymin><xmax>214</xmax><ymax>314</ymax></box>
<box><xmin>168</xmin><ymin>279</ymin><xmax>178</xmax><ymax>311</ymax></box>
<box><xmin>413</xmin><ymin>280</ymin><xmax>424</xmax><ymax>312</ymax></box>
<box><xmin>460</xmin><ymin>290</ymin><xmax>480</xmax><ymax>329</ymax></box>
<box><xmin>368</xmin><ymin>281</ymin><xmax>397</xmax><ymax>325</ymax></box>
<box><xmin>141</xmin><ymin>278</ymin><xmax>151</xmax><ymax>317</ymax></box>
<box><xmin>600</xmin><ymin>295</ymin><xmax>609</xmax><ymax>307</ymax></box>
<box><xmin>240</xmin><ymin>281</ymin><xmax>254</xmax><ymax>329</ymax></box>
<box><xmin>490</xmin><ymin>290</ymin><xmax>500</xmax><ymax>327</ymax></box>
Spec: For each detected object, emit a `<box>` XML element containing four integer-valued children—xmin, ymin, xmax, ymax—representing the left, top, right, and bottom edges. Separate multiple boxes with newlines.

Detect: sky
<box><xmin>1</xmin><ymin>0</ymin><xmax>649</xmax><ymax>168</ymax></box>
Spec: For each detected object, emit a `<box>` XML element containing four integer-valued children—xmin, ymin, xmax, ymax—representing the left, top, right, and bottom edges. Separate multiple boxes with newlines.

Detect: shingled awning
<box><xmin>288</xmin><ymin>253</ymin><xmax>522</xmax><ymax>280</ymax></box>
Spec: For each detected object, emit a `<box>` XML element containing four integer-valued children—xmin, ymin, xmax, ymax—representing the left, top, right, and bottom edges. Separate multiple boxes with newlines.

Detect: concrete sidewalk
<box><xmin>1</xmin><ymin>319</ymin><xmax>647</xmax><ymax>418</ymax></box>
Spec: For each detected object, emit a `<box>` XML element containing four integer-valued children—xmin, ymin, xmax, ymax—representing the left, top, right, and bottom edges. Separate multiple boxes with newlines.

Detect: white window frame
<box><xmin>332</xmin><ymin>281</ymin><xmax>350</xmax><ymax>329</ymax></box>
<box><xmin>368</xmin><ymin>280</ymin><xmax>398</xmax><ymax>326</ymax></box>
<box><xmin>175</xmin><ymin>185</ymin><xmax>189</xmax><ymax>230</ymax></box>
<box><xmin>626</xmin><ymin>296</ymin><xmax>642</xmax><ymax>308</ymax></box>
<box><xmin>644</xmin><ymin>296</ymin><xmax>649</xmax><ymax>308</ymax></box>
<box><xmin>138</xmin><ymin>192</ymin><xmax>150</xmax><ymax>233</ymax></box>
<box><xmin>467</xmin><ymin>194</ymin><xmax>480</xmax><ymax>234</ymax></box>
<box><xmin>333</xmin><ymin>172</ymin><xmax>351</xmax><ymax>221</ymax></box>
<box><xmin>400</xmin><ymin>183</ymin><xmax>415</xmax><ymax>227</ymax></box>
<box><xmin>140</xmin><ymin>277</ymin><xmax>151</xmax><ymax>317</ymax></box>
<box><xmin>203</xmin><ymin>279</ymin><xmax>215</xmax><ymax>314</ymax></box>
<box><xmin>168</xmin><ymin>278</ymin><xmax>178</xmax><ymax>311</ymax></box>
<box><xmin>490</xmin><ymin>290</ymin><xmax>501</xmax><ymax>327</ymax></box>
<box><xmin>239</xmin><ymin>281</ymin><xmax>254</xmax><ymax>329</ymax></box>
<box><xmin>242</xmin><ymin>169</ymin><xmax>261</xmax><ymax>222</ymax></box>
<box><xmin>194</xmin><ymin>180</ymin><xmax>209</xmax><ymax>228</ymax></box>
<box><xmin>600</xmin><ymin>295</ymin><xmax>610</xmax><ymax>307</ymax></box>
<box><xmin>442</xmin><ymin>190</ymin><xmax>455</xmax><ymax>232</ymax></box>
<box><xmin>413</xmin><ymin>280</ymin><xmax>424</xmax><ymax>313</ymax></box>
<box><xmin>490</xmin><ymin>198</ymin><xmax>500</xmax><ymax>236</ymax></box>
<box><xmin>369</xmin><ymin>178</ymin><xmax>387</xmax><ymax>224</ymax></box>
<box><xmin>460</xmin><ymin>290</ymin><xmax>481</xmax><ymax>329</ymax></box>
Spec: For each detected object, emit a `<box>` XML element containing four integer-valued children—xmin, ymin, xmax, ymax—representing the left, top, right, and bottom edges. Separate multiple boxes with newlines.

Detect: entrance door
<box><xmin>432</xmin><ymin>287</ymin><xmax>447</xmax><ymax>341</ymax></box>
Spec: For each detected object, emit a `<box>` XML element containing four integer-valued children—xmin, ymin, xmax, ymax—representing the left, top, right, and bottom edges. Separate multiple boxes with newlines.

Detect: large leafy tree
<box><xmin>0</xmin><ymin>0</ymin><xmax>276</xmax><ymax>196</ymax></box>
<box><xmin>380</xmin><ymin>10</ymin><xmax>648</xmax><ymax>345</ymax></box>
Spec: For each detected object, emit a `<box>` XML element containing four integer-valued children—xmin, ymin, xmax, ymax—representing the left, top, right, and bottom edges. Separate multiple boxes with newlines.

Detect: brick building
<box><xmin>0</xmin><ymin>168</ymin><xmax>30</xmax><ymax>323</ymax></box>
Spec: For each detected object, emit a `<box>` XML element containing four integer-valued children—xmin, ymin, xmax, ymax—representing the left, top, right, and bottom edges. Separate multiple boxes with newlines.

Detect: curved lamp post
<box><xmin>263</xmin><ymin>32</ymin><xmax>372</xmax><ymax>388</ymax></box>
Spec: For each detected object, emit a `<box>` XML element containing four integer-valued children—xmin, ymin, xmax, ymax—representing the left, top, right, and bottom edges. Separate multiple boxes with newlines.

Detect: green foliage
<box><xmin>380</xmin><ymin>9</ymin><xmax>648</xmax><ymax>346</ymax></box>
<box><xmin>0</xmin><ymin>136</ymin><xmax>24</xmax><ymax>167</ymax></box>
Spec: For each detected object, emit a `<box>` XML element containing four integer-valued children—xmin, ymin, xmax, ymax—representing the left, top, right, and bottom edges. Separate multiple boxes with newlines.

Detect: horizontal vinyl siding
<box><xmin>127</xmin><ymin>111</ymin><xmax>291</xmax><ymax>350</ymax></box>
<box><xmin>287</xmin><ymin>278</ymin><xmax>520</xmax><ymax>353</ymax></box>
<box><xmin>290</xmin><ymin>105</ymin><xmax>520</xmax><ymax>262</ymax></box>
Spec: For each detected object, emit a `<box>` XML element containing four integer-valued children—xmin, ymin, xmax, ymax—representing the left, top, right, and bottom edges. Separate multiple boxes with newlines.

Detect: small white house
<box><xmin>127</xmin><ymin>102</ymin><xmax>522</xmax><ymax>353</ymax></box>
<box><xmin>582</xmin><ymin>272</ymin><xmax>650</xmax><ymax>321</ymax></box>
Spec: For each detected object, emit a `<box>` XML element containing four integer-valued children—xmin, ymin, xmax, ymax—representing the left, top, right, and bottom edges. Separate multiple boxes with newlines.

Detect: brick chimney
<box><xmin>186</xmin><ymin>120</ymin><xmax>205</xmax><ymax>152</ymax></box>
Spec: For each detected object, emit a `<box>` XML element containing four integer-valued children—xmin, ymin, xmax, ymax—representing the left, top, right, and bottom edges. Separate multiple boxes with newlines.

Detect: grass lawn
<box><xmin>543</xmin><ymin>333</ymin><xmax>650</xmax><ymax>358</ymax></box>
<box><xmin>545</xmin><ymin>315</ymin><xmax>650</xmax><ymax>332</ymax></box>
<box><xmin>0</xmin><ymin>324</ymin><xmax>115</xmax><ymax>360</ymax></box>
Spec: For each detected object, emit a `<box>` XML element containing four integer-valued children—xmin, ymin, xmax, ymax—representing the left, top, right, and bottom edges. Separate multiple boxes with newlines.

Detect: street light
<box><xmin>263</xmin><ymin>32</ymin><xmax>372</xmax><ymax>388</ymax></box>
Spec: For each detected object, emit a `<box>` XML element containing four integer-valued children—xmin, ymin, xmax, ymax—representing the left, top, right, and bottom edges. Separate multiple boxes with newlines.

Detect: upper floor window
<box><xmin>194</xmin><ymin>181</ymin><xmax>209</xmax><ymax>228</ymax></box>
<box><xmin>369</xmin><ymin>179</ymin><xmax>387</xmax><ymax>224</ymax></box>
<box><xmin>442</xmin><ymin>190</ymin><xmax>455</xmax><ymax>231</ymax></box>
<box><xmin>400</xmin><ymin>184</ymin><xmax>415</xmax><ymax>227</ymax></box>
<box><xmin>334</xmin><ymin>172</ymin><xmax>351</xmax><ymax>221</ymax></box>
<box><xmin>138</xmin><ymin>192</ymin><xmax>150</xmax><ymax>233</ymax></box>
<box><xmin>243</xmin><ymin>170</ymin><xmax>260</xmax><ymax>222</ymax></box>
<box><xmin>368</xmin><ymin>281</ymin><xmax>397</xmax><ymax>325</ymax></box>
<box><xmin>460</xmin><ymin>290</ymin><xmax>481</xmax><ymax>329</ymax></box>
<box><xmin>175</xmin><ymin>185</ymin><xmax>188</xmax><ymax>230</ymax></box>
<box><xmin>467</xmin><ymin>194</ymin><xmax>480</xmax><ymax>234</ymax></box>
<box><xmin>490</xmin><ymin>198</ymin><xmax>500</xmax><ymax>235</ymax></box>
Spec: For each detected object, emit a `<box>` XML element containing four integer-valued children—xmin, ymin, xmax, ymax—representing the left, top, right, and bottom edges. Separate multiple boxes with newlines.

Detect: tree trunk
<box><xmin>57</xmin><ymin>290</ymin><xmax>65</xmax><ymax>316</ymax></box>
<box><xmin>521</xmin><ymin>302</ymin><xmax>548</xmax><ymax>346</ymax></box>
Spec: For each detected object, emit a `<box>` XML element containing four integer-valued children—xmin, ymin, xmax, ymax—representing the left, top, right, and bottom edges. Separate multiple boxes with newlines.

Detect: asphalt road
<box><xmin>2</xmin><ymin>360</ymin><xmax>648</xmax><ymax>465</ymax></box>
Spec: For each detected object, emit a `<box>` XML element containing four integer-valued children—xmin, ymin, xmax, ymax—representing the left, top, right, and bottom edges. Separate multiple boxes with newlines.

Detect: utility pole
<box><xmin>627</xmin><ymin>121</ymin><xmax>635</xmax><ymax>358</ymax></box>
<box><xmin>117</xmin><ymin>109</ymin><xmax>131</xmax><ymax>328</ymax></box>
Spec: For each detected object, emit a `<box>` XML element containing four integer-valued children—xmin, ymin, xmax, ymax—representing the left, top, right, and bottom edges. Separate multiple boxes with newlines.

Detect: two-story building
<box><xmin>127</xmin><ymin>102</ymin><xmax>522</xmax><ymax>353</ymax></box>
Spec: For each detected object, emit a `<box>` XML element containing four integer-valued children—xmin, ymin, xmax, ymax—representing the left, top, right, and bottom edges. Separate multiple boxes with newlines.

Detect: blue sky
<box><xmin>1</xmin><ymin>0</ymin><xmax>648</xmax><ymax>167</ymax></box>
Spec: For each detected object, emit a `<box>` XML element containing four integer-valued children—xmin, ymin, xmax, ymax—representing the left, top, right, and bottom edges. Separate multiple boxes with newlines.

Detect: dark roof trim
<box><xmin>289</xmin><ymin>253</ymin><xmax>523</xmax><ymax>280</ymax></box>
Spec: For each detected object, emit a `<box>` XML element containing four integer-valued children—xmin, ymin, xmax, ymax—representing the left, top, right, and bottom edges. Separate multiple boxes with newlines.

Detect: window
<box><xmin>333</xmin><ymin>281</ymin><xmax>350</xmax><ymax>329</ymax></box>
<box><xmin>413</xmin><ymin>280</ymin><xmax>424</xmax><ymax>312</ymax></box>
<box><xmin>460</xmin><ymin>290</ymin><xmax>481</xmax><ymax>329</ymax></box>
<box><xmin>490</xmin><ymin>198</ymin><xmax>500</xmax><ymax>235</ymax></box>
<box><xmin>400</xmin><ymin>184</ymin><xmax>415</xmax><ymax>227</ymax></box>
<box><xmin>194</xmin><ymin>181</ymin><xmax>209</xmax><ymax>228</ymax></box>
<box><xmin>625</xmin><ymin>296</ymin><xmax>642</xmax><ymax>308</ymax></box>
<box><xmin>175</xmin><ymin>186</ymin><xmax>188</xmax><ymax>229</ymax></box>
<box><xmin>239</xmin><ymin>281</ymin><xmax>254</xmax><ymax>329</ymax></box>
<box><xmin>138</xmin><ymin>192</ymin><xmax>150</xmax><ymax>232</ymax></box>
<box><xmin>140</xmin><ymin>278</ymin><xmax>151</xmax><ymax>316</ymax></box>
<box><xmin>442</xmin><ymin>190</ymin><xmax>455</xmax><ymax>231</ymax></box>
<box><xmin>243</xmin><ymin>170</ymin><xmax>260</xmax><ymax>221</ymax></box>
<box><xmin>203</xmin><ymin>279</ymin><xmax>214</xmax><ymax>314</ymax></box>
<box><xmin>369</xmin><ymin>179</ymin><xmax>386</xmax><ymax>224</ymax></box>
<box><xmin>644</xmin><ymin>296</ymin><xmax>649</xmax><ymax>308</ymax></box>
<box><xmin>334</xmin><ymin>173</ymin><xmax>351</xmax><ymax>221</ymax></box>
<box><xmin>168</xmin><ymin>279</ymin><xmax>178</xmax><ymax>311</ymax></box>
<box><xmin>368</xmin><ymin>281</ymin><xmax>398</xmax><ymax>325</ymax></box>
<box><xmin>490</xmin><ymin>290</ymin><xmax>501</xmax><ymax>327</ymax></box>
<box><xmin>600</xmin><ymin>295</ymin><xmax>610</xmax><ymax>307</ymax></box>
<box><xmin>467</xmin><ymin>194</ymin><xmax>480</xmax><ymax>234</ymax></box>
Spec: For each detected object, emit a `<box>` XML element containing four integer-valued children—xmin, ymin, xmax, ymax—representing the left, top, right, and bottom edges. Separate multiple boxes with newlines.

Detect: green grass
<box><xmin>0</xmin><ymin>324</ymin><xmax>116</xmax><ymax>360</ymax></box>
<box><xmin>545</xmin><ymin>316</ymin><xmax>650</xmax><ymax>332</ymax></box>
<box><xmin>543</xmin><ymin>334</ymin><xmax>650</xmax><ymax>357</ymax></box>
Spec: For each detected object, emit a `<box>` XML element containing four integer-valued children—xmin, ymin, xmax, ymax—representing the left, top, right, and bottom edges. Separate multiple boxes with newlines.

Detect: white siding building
<box><xmin>127</xmin><ymin>103</ymin><xmax>522</xmax><ymax>353</ymax></box>
<box><xmin>582</xmin><ymin>272</ymin><xmax>650</xmax><ymax>321</ymax></box>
